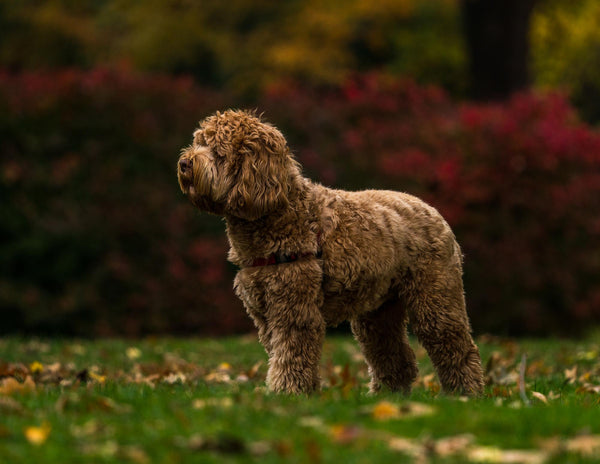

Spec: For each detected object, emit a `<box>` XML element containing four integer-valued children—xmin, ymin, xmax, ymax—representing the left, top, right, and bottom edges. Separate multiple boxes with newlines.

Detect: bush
<box><xmin>0</xmin><ymin>1</ymin><xmax>466</xmax><ymax>96</ymax></box>
<box><xmin>531</xmin><ymin>0</ymin><xmax>600</xmax><ymax>122</ymax></box>
<box><xmin>0</xmin><ymin>68</ymin><xmax>251</xmax><ymax>336</ymax></box>
<box><xmin>2</xmin><ymin>69</ymin><xmax>599</xmax><ymax>336</ymax></box>
<box><xmin>263</xmin><ymin>74</ymin><xmax>600</xmax><ymax>335</ymax></box>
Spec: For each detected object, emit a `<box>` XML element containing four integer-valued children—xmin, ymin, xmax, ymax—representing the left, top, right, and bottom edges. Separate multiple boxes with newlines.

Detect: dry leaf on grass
<box><xmin>433</xmin><ymin>434</ymin><xmax>475</xmax><ymax>456</ymax></box>
<box><xmin>565</xmin><ymin>434</ymin><xmax>600</xmax><ymax>456</ymax></box>
<box><xmin>192</xmin><ymin>397</ymin><xmax>234</xmax><ymax>409</ymax></box>
<box><xmin>126</xmin><ymin>347</ymin><xmax>142</xmax><ymax>360</ymax></box>
<box><xmin>329</xmin><ymin>424</ymin><xmax>364</xmax><ymax>444</ymax></box>
<box><xmin>387</xmin><ymin>436</ymin><xmax>421</xmax><ymax>457</ymax></box>
<box><xmin>530</xmin><ymin>391</ymin><xmax>548</xmax><ymax>404</ymax></box>
<box><xmin>370</xmin><ymin>401</ymin><xmax>435</xmax><ymax>421</ymax></box>
<box><xmin>466</xmin><ymin>446</ymin><xmax>548</xmax><ymax>464</ymax></box>
<box><xmin>0</xmin><ymin>376</ymin><xmax>35</xmax><ymax>395</ymax></box>
<box><xmin>24</xmin><ymin>422</ymin><xmax>51</xmax><ymax>445</ymax></box>
<box><xmin>564</xmin><ymin>366</ymin><xmax>577</xmax><ymax>384</ymax></box>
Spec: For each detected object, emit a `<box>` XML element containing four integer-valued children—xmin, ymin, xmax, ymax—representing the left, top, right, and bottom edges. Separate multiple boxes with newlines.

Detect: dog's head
<box><xmin>177</xmin><ymin>110</ymin><xmax>300</xmax><ymax>220</ymax></box>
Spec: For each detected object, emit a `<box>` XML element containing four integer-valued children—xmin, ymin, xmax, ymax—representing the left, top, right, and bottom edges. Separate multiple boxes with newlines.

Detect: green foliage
<box><xmin>3</xmin><ymin>0</ymin><xmax>600</xmax><ymax>121</ymax></box>
<box><xmin>0</xmin><ymin>335</ymin><xmax>599</xmax><ymax>462</ymax></box>
<box><xmin>0</xmin><ymin>0</ymin><xmax>466</xmax><ymax>95</ymax></box>
<box><xmin>532</xmin><ymin>0</ymin><xmax>600</xmax><ymax>122</ymax></box>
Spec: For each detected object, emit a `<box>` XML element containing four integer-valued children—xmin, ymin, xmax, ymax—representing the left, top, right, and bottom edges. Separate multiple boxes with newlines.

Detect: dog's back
<box><xmin>316</xmin><ymin>185</ymin><xmax>461</xmax><ymax>323</ymax></box>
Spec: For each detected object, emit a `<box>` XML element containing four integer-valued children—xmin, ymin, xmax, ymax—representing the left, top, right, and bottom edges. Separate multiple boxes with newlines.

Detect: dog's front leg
<box><xmin>263</xmin><ymin>260</ymin><xmax>325</xmax><ymax>394</ymax></box>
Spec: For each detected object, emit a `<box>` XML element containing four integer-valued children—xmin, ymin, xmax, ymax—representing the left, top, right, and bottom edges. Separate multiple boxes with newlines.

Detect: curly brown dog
<box><xmin>177</xmin><ymin>109</ymin><xmax>484</xmax><ymax>395</ymax></box>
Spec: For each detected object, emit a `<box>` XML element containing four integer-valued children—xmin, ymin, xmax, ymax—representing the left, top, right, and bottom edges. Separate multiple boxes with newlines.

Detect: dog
<box><xmin>177</xmin><ymin>109</ymin><xmax>484</xmax><ymax>395</ymax></box>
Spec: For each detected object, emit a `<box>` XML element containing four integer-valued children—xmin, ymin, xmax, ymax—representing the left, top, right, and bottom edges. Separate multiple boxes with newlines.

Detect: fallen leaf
<box><xmin>387</xmin><ymin>436</ymin><xmax>421</xmax><ymax>457</ymax></box>
<box><xmin>372</xmin><ymin>401</ymin><xmax>400</xmax><ymax>420</ymax></box>
<box><xmin>204</xmin><ymin>371</ymin><xmax>231</xmax><ymax>383</ymax></box>
<box><xmin>434</xmin><ymin>434</ymin><xmax>475</xmax><ymax>456</ymax></box>
<box><xmin>564</xmin><ymin>366</ymin><xmax>577</xmax><ymax>384</ymax></box>
<box><xmin>531</xmin><ymin>391</ymin><xmax>548</xmax><ymax>404</ymax></box>
<box><xmin>29</xmin><ymin>361</ymin><xmax>43</xmax><ymax>374</ymax></box>
<box><xmin>246</xmin><ymin>362</ymin><xmax>262</xmax><ymax>379</ymax></box>
<box><xmin>218</xmin><ymin>362</ymin><xmax>232</xmax><ymax>371</ymax></box>
<box><xmin>565</xmin><ymin>434</ymin><xmax>600</xmax><ymax>456</ymax></box>
<box><xmin>126</xmin><ymin>347</ymin><xmax>142</xmax><ymax>360</ymax></box>
<box><xmin>329</xmin><ymin>424</ymin><xmax>363</xmax><ymax>444</ymax></box>
<box><xmin>89</xmin><ymin>372</ymin><xmax>106</xmax><ymax>384</ymax></box>
<box><xmin>467</xmin><ymin>446</ymin><xmax>546</xmax><ymax>464</ymax></box>
<box><xmin>0</xmin><ymin>376</ymin><xmax>35</xmax><ymax>395</ymax></box>
<box><xmin>24</xmin><ymin>422</ymin><xmax>51</xmax><ymax>445</ymax></box>
<box><xmin>371</xmin><ymin>401</ymin><xmax>435</xmax><ymax>421</ymax></box>
<box><xmin>163</xmin><ymin>372</ymin><xmax>186</xmax><ymax>384</ymax></box>
<box><xmin>192</xmin><ymin>397</ymin><xmax>233</xmax><ymax>409</ymax></box>
<box><xmin>576</xmin><ymin>383</ymin><xmax>600</xmax><ymax>394</ymax></box>
<box><xmin>298</xmin><ymin>416</ymin><xmax>325</xmax><ymax>430</ymax></box>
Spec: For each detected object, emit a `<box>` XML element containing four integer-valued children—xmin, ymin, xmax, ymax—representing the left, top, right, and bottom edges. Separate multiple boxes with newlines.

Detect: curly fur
<box><xmin>178</xmin><ymin>109</ymin><xmax>484</xmax><ymax>395</ymax></box>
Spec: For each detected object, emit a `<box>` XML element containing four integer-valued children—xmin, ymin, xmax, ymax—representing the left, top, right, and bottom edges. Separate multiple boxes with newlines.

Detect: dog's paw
<box><xmin>266</xmin><ymin>368</ymin><xmax>319</xmax><ymax>394</ymax></box>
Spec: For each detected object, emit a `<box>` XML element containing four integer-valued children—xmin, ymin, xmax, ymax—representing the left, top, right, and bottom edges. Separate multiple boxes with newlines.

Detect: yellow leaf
<box><xmin>24</xmin><ymin>422</ymin><xmax>51</xmax><ymax>445</ymax></box>
<box><xmin>29</xmin><ymin>362</ymin><xmax>43</xmax><ymax>374</ymax></box>
<box><xmin>372</xmin><ymin>401</ymin><xmax>400</xmax><ymax>420</ymax></box>
<box><xmin>218</xmin><ymin>362</ymin><xmax>232</xmax><ymax>371</ymax></box>
<box><xmin>89</xmin><ymin>372</ymin><xmax>106</xmax><ymax>384</ymax></box>
<box><xmin>126</xmin><ymin>347</ymin><xmax>142</xmax><ymax>360</ymax></box>
<box><xmin>371</xmin><ymin>401</ymin><xmax>435</xmax><ymax>421</ymax></box>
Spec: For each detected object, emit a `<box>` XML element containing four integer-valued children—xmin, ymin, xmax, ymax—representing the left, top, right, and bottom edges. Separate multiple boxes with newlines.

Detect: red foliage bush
<box><xmin>0</xmin><ymin>68</ymin><xmax>251</xmax><ymax>336</ymax></box>
<box><xmin>264</xmin><ymin>75</ymin><xmax>600</xmax><ymax>335</ymax></box>
<box><xmin>2</xmin><ymin>69</ymin><xmax>599</xmax><ymax>336</ymax></box>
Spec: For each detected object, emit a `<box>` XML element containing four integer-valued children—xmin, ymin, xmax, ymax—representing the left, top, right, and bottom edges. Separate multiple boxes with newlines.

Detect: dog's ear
<box><xmin>225</xmin><ymin>123</ymin><xmax>296</xmax><ymax>221</ymax></box>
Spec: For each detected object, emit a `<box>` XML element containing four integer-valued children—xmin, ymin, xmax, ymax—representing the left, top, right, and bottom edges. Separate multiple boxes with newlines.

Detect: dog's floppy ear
<box><xmin>225</xmin><ymin>122</ymin><xmax>295</xmax><ymax>221</ymax></box>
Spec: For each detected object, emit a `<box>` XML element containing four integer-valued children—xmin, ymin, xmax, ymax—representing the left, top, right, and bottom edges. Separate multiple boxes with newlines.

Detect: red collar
<box><xmin>251</xmin><ymin>252</ymin><xmax>312</xmax><ymax>267</ymax></box>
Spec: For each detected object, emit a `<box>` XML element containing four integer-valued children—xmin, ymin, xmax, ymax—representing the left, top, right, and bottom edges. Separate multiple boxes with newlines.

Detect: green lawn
<box><xmin>0</xmin><ymin>334</ymin><xmax>599</xmax><ymax>463</ymax></box>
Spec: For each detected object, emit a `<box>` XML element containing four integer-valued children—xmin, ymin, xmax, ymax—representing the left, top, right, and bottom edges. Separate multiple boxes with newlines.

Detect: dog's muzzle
<box><xmin>178</xmin><ymin>158</ymin><xmax>192</xmax><ymax>174</ymax></box>
<box><xmin>177</xmin><ymin>156</ymin><xmax>194</xmax><ymax>192</ymax></box>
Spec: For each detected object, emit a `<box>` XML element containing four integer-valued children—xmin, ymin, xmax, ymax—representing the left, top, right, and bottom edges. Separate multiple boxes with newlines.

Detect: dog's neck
<box><xmin>224</xmin><ymin>178</ymin><xmax>323</xmax><ymax>268</ymax></box>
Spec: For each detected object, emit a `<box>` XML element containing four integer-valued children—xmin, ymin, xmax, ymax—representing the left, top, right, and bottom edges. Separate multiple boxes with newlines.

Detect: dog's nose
<box><xmin>179</xmin><ymin>158</ymin><xmax>191</xmax><ymax>173</ymax></box>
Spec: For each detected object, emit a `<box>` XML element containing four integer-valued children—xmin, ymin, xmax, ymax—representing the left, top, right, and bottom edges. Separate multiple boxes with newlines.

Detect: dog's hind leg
<box><xmin>407</xmin><ymin>263</ymin><xmax>484</xmax><ymax>395</ymax></box>
<box><xmin>351</xmin><ymin>300</ymin><xmax>418</xmax><ymax>394</ymax></box>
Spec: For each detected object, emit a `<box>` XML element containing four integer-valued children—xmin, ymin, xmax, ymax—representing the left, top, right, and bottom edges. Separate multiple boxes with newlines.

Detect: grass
<box><xmin>0</xmin><ymin>334</ymin><xmax>599</xmax><ymax>463</ymax></box>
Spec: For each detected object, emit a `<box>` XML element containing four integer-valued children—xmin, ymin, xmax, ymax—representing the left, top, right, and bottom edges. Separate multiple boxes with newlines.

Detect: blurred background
<box><xmin>1</xmin><ymin>0</ymin><xmax>599</xmax><ymax>337</ymax></box>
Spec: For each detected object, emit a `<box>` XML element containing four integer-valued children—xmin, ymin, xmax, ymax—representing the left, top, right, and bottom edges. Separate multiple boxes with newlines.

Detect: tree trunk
<box><xmin>461</xmin><ymin>0</ymin><xmax>537</xmax><ymax>101</ymax></box>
